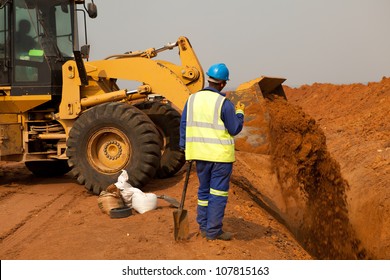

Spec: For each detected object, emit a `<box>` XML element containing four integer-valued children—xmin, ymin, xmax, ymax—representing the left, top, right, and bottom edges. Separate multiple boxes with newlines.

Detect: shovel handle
<box><xmin>179</xmin><ymin>160</ymin><xmax>193</xmax><ymax>210</ymax></box>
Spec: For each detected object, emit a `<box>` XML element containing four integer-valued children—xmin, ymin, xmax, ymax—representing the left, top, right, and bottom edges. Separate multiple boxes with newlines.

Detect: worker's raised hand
<box><xmin>235</xmin><ymin>101</ymin><xmax>245</xmax><ymax>115</ymax></box>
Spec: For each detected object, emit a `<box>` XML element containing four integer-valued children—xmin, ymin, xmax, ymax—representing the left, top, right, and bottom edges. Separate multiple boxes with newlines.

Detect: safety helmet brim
<box><xmin>207</xmin><ymin>77</ymin><xmax>225</xmax><ymax>83</ymax></box>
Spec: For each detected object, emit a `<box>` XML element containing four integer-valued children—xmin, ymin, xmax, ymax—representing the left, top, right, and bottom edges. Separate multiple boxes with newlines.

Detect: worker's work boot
<box><xmin>207</xmin><ymin>231</ymin><xmax>233</xmax><ymax>241</ymax></box>
<box><xmin>200</xmin><ymin>230</ymin><xmax>206</xmax><ymax>238</ymax></box>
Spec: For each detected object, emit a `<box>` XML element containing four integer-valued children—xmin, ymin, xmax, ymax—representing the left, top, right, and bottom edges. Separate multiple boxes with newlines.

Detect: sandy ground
<box><xmin>0</xmin><ymin>77</ymin><xmax>389</xmax><ymax>260</ymax></box>
<box><xmin>0</xmin><ymin>158</ymin><xmax>310</xmax><ymax>260</ymax></box>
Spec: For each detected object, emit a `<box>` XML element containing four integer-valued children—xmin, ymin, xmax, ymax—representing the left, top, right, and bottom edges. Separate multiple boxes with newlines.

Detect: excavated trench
<box><xmin>230</xmin><ymin>90</ymin><xmax>369</xmax><ymax>259</ymax></box>
<box><xmin>268</xmin><ymin>97</ymin><xmax>368</xmax><ymax>259</ymax></box>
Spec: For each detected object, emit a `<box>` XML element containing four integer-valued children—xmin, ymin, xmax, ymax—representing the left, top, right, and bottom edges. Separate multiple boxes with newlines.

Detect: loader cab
<box><xmin>0</xmin><ymin>0</ymin><xmax>76</xmax><ymax>99</ymax></box>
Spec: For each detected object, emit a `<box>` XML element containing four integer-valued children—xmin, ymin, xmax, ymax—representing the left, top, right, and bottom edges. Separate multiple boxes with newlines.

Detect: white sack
<box><xmin>114</xmin><ymin>169</ymin><xmax>130</xmax><ymax>189</ymax></box>
<box><xmin>115</xmin><ymin>170</ymin><xmax>136</xmax><ymax>207</ymax></box>
<box><xmin>120</xmin><ymin>188</ymin><xmax>134</xmax><ymax>208</ymax></box>
<box><xmin>113</xmin><ymin>170</ymin><xmax>155</xmax><ymax>211</ymax></box>
<box><xmin>132</xmin><ymin>192</ymin><xmax>158</xmax><ymax>214</ymax></box>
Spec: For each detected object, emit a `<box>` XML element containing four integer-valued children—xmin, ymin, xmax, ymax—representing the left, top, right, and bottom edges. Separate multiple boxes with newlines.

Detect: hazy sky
<box><xmin>86</xmin><ymin>0</ymin><xmax>390</xmax><ymax>88</ymax></box>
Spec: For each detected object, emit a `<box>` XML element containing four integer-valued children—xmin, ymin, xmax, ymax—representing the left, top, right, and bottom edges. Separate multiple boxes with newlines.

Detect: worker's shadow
<box><xmin>224</xmin><ymin>216</ymin><xmax>269</xmax><ymax>241</ymax></box>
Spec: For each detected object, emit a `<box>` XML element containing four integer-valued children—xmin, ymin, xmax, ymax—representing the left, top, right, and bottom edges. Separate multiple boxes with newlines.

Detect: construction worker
<box><xmin>179</xmin><ymin>63</ymin><xmax>245</xmax><ymax>241</ymax></box>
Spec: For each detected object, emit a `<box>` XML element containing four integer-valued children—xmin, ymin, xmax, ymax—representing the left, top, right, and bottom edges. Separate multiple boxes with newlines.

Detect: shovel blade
<box><xmin>173</xmin><ymin>209</ymin><xmax>189</xmax><ymax>241</ymax></box>
<box><xmin>158</xmin><ymin>195</ymin><xmax>180</xmax><ymax>208</ymax></box>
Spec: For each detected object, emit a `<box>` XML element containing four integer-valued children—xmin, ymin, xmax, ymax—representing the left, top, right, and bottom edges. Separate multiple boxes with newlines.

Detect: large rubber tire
<box><xmin>66</xmin><ymin>102</ymin><xmax>161</xmax><ymax>195</ymax></box>
<box><xmin>25</xmin><ymin>159</ymin><xmax>71</xmax><ymax>177</ymax></box>
<box><xmin>136</xmin><ymin>102</ymin><xmax>185</xmax><ymax>178</ymax></box>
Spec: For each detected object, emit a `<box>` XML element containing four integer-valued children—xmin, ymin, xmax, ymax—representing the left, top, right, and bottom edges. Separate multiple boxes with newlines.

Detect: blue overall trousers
<box><xmin>196</xmin><ymin>160</ymin><xmax>233</xmax><ymax>239</ymax></box>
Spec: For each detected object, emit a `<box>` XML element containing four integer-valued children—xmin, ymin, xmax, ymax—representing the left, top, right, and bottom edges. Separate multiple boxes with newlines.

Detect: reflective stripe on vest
<box><xmin>185</xmin><ymin>90</ymin><xmax>235</xmax><ymax>162</ymax></box>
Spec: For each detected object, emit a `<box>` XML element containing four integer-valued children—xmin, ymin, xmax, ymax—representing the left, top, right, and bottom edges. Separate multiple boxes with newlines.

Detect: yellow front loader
<box><xmin>0</xmin><ymin>0</ymin><xmax>284</xmax><ymax>195</ymax></box>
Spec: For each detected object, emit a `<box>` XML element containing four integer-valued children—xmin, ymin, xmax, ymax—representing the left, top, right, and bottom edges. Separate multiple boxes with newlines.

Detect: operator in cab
<box><xmin>15</xmin><ymin>19</ymin><xmax>37</xmax><ymax>58</ymax></box>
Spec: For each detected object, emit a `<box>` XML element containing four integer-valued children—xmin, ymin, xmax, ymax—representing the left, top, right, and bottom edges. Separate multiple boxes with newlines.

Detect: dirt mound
<box><xmin>229</xmin><ymin>77</ymin><xmax>389</xmax><ymax>259</ymax></box>
<box><xmin>267</xmin><ymin>98</ymin><xmax>365</xmax><ymax>259</ymax></box>
<box><xmin>285</xmin><ymin>77</ymin><xmax>390</xmax><ymax>259</ymax></box>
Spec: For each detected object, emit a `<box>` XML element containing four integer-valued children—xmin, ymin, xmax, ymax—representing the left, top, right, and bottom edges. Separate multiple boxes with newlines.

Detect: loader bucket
<box><xmin>235</xmin><ymin>76</ymin><xmax>287</xmax><ymax>101</ymax></box>
<box><xmin>228</xmin><ymin>76</ymin><xmax>287</xmax><ymax>155</ymax></box>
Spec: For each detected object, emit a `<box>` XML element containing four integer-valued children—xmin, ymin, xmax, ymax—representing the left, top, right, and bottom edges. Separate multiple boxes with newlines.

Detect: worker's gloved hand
<box><xmin>235</xmin><ymin>101</ymin><xmax>245</xmax><ymax>115</ymax></box>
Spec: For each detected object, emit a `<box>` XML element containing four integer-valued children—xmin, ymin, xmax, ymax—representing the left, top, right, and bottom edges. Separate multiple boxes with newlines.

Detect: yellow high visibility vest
<box><xmin>185</xmin><ymin>90</ymin><xmax>235</xmax><ymax>162</ymax></box>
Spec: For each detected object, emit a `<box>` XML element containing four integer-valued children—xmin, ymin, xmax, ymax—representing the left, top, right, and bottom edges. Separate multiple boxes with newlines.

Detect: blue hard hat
<box><xmin>206</xmin><ymin>63</ymin><xmax>230</xmax><ymax>81</ymax></box>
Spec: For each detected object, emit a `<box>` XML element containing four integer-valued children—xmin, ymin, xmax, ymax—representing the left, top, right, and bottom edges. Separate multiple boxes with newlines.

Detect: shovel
<box><xmin>157</xmin><ymin>194</ymin><xmax>180</xmax><ymax>208</ymax></box>
<box><xmin>173</xmin><ymin>160</ymin><xmax>193</xmax><ymax>241</ymax></box>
